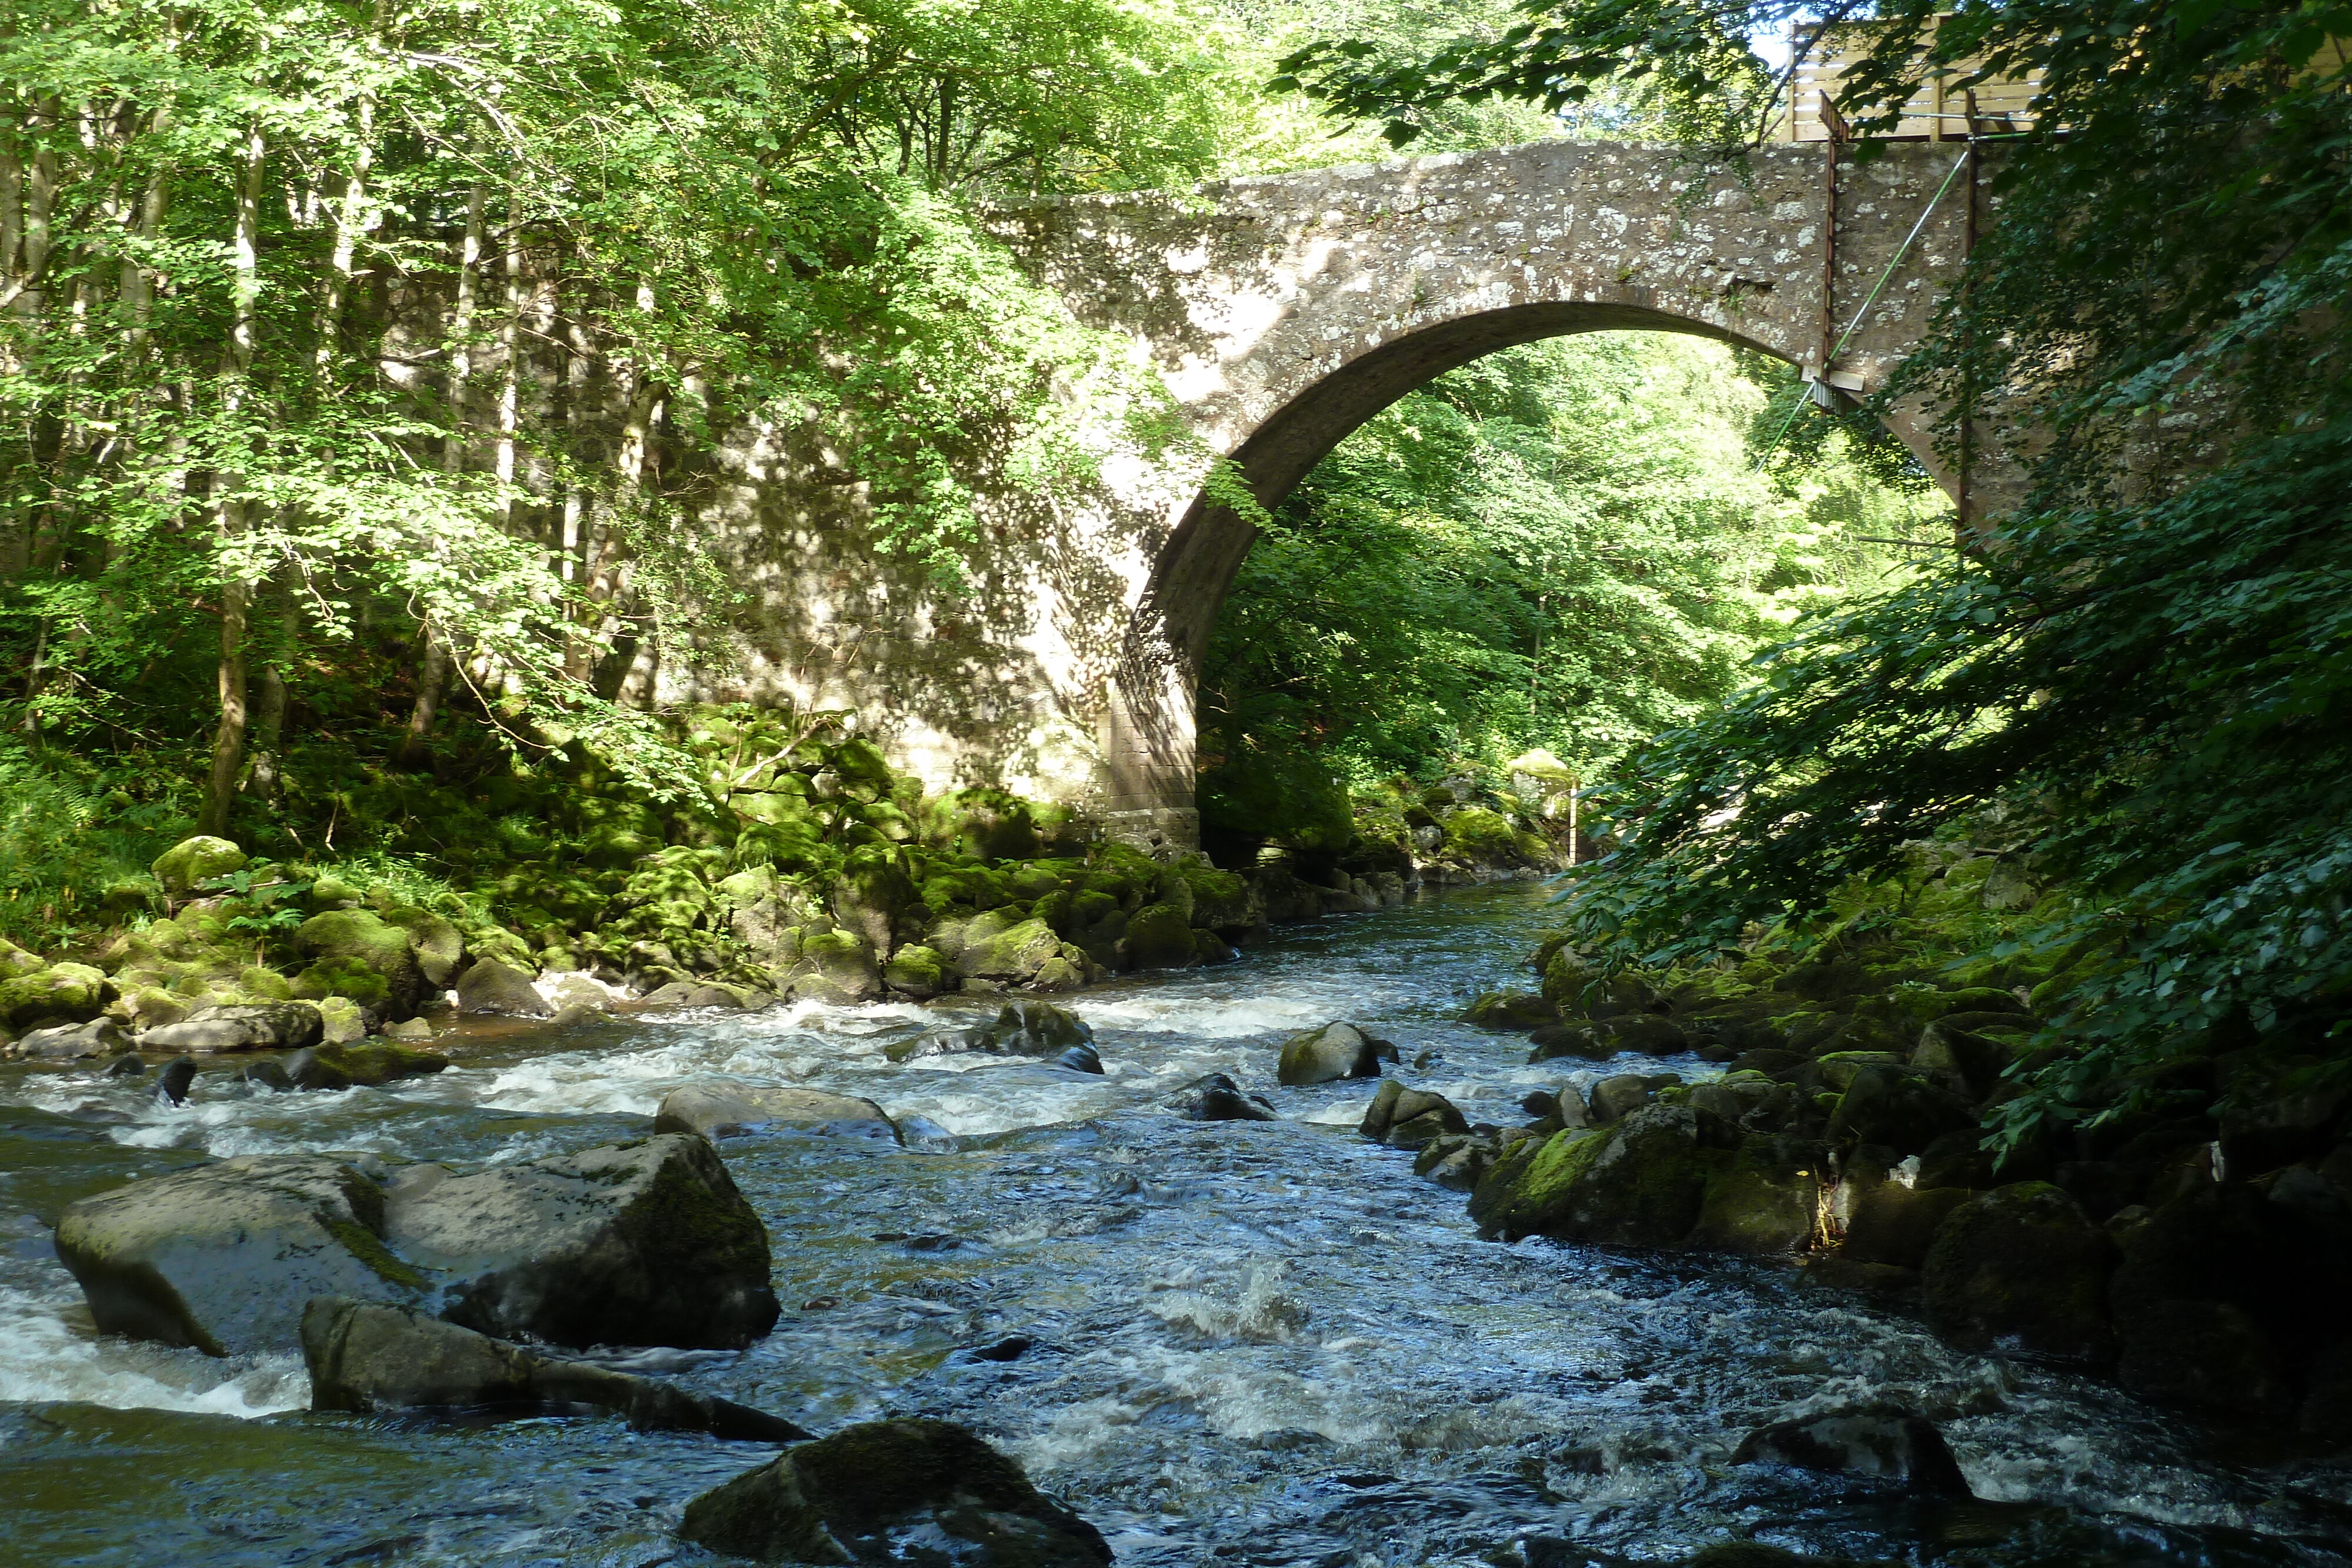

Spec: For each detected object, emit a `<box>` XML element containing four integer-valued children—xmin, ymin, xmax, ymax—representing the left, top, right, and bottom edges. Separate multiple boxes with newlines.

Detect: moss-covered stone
<box><xmin>1120</xmin><ymin>902</ymin><xmax>1197</xmax><ymax>969</ymax></box>
<box><xmin>882</xmin><ymin>944</ymin><xmax>950</xmax><ymax>999</ymax></box>
<box><xmin>791</xmin><ymin>930</ymin><xmax>882</xmax><ymax>1003</ymax></box>
<box><xmin>957</xmin><ymin>917</ymin><xmax>1063</xmax><ymax>984</ymax></box>
<box><xmin>1922</xmin><ymin>1182</ymin><xmax>2115</xmax><ymax>1360</ymax></box>
<box><xmin>1469</xmin><ymin>1105</ymin><xmax>1741</xmax><ymax>1248</ymax></box>
<box><xmin>0</xmin><ymin>961</ymin><xmax>108</xmax><ymax>1029</ymax></box>
<box><xmin>295</xmin><ymin>909</ymin><xmax>425</xmax><ymax>1020</ymax></box>
<box><xmin>1462</xmin><ymin>989</ymin><xmax>1561</xmax><ymax>1031</ymax></box>
<box><xmin>151</xmin><ymin>835</ymin><xmax>248</xmax><ymax>898</ymax></box>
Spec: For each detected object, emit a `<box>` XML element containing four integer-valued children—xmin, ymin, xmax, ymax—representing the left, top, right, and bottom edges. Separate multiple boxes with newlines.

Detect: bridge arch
<box><xmin>994</xmin><ymin>139</ymin><xmax>1980</xmax><ymax>841</ymax></box>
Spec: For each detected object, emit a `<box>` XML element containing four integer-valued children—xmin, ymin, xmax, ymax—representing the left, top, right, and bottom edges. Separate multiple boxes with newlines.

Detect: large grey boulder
<box><xmin>656</xmin><ymin>1085</ymin><xmax>900</xmax><ymax>1144</ymax></box>
<box><xmin>12</xmin><ymin>1017</ymin><xmax>128</xmax><ymax>1060</ymax></box>
<box><xmin>54</xmin><ymin>1135</ymin><xmax>779</xmax><ymax>1358</ymax></box>
<box><xmin>455</xmin><ymin>957</ymin><xmax>551</xmax><ymax>1018</ymax></box>
<box><xmin>302</xmin><ymin>1296</ymin><xmax>806</xmax><ymax>1440</ymax></box>
<box><xmin>681</xmin><ymin>1417</ymin><xmax>1111</xmax><ymax>1566</ymax></box>
<box><xmin>1277</xmin><ymin>1022</ymin><xmax>1394</xmax><ymax>1086</ymax></box>
<box><xmin>385</xmin><ymin>1133</ymin><xmax>779</xmax><ymax>1349</ymax></box>
<box><xmin>141</xmin><ymin>1001</ymin><xmax>324</xmax><ymax>1053</ymax></box>
<box><xmin>54</xmin><ymin>1155</ymin><xmax>420</xmax><ymax>1356</ymax></box>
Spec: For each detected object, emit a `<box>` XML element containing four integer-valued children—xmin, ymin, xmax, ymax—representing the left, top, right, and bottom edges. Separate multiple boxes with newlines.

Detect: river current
<box><xmin>2</xmin><ymin>884</ymin><xmax>2347</xmax><ymax>1567</ymax></box>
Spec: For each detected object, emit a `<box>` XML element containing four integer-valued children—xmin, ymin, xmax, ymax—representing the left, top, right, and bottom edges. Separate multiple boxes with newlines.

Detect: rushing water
<box><xmin>3</xmin><ymin>884</ymin><xmax>2348</xmax><ymax>1568</ymax></box>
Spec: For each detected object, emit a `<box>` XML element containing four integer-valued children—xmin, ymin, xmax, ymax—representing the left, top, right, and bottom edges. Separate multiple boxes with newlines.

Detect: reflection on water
<box><xmin>3</xmin><ymin>885</ymin><xmax>2348</xmax><ymax>1567</ymax></box>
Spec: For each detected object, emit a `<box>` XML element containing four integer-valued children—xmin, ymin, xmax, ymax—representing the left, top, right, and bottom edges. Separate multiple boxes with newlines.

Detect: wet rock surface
<box><xmin>680</xmin><ymin>1417</ymin><xmax>1111</xmax><ymax>1566</ymax></box>
<box><xmin>302</xmin><ymin>1296</ymin><xmax>806</xmax><ymax>1439</ymax></box>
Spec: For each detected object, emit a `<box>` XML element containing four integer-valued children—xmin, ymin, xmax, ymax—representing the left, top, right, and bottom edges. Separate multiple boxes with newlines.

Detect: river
<box><xmin>3</xmin><ymin>884</ymin><xmax>2347</xmax><ymax>1567</ymax></box>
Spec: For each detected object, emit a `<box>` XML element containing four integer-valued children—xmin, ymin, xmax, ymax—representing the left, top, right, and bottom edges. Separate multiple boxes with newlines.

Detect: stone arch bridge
<box><xmin>971</xmin><ymin>138</ymin><xmax>1983</xmax><ymax>845</ymax></box>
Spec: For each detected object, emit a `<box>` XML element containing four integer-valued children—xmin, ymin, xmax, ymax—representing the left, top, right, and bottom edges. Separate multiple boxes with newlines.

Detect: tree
<box><xmin>1280</xmin><ymin>1</ymin><xmax>2352</xmax><ymax>1125</ymax></box>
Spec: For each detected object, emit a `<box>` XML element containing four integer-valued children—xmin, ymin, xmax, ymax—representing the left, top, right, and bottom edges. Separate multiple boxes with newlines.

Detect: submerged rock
<box><xmin>1733</xmin><ymin>1403</ymin><xmax>1973</xmax><ymax>1496</ymax></box>
<box><xmin>1277</xmin><ymin>1021</ymin><xmax>1394</xmax><ymax>1086</ymax></box>
<box><xmin>285</xmin><ymin>1040</ymin><xmax>448</xmax><ymax>1091</ymax></box>
<box><xmin>387</xmin><ymin>1132</ymin><xmax>779</xmax><ymax>1349</ymax></box>
<box><xmin>655</xmin><ymin>1084</ymin><xmax>901</xmax><ymax>1144</ymax></box>
<box><xmin>55</xmin><ymin>1154</ymin><xmax>420</xmax><ymax>1356</ymax></box>
<box><xmin>302</xmin><ymin>1296</ymin><xmax>806</xmax><ymax>1440</ymax></box>
<box><xmin>680</xmin><ymin>1417</ymin><xmax>1111</xmax><ymax>1566</ymax></box>
<box><xmin>888</xmin><ymin>1001</ymin><xmax>1095</xmax><ymax>1066</ymax></box>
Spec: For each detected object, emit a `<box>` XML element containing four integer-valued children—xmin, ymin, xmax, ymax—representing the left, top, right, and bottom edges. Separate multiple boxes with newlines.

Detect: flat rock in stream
<box><xmin>681</xmin><ymin>1416</ymin><xmax>1111</xmax><ymax>1566</ymax></box>
<box><xmin>656</xmin><ymin>1084</ymin><xmax>901</xmax><ymax>1144</ymax></box>
<box><xmin>54</xmin><ymin>1155</ymin><xmax>421</xmax><ymax>1356</ymax></box>
<box><xmin>14</xmin><ymin>1018</ymin><xmax>129</xmax><ymax>1060</ymax></box>
<box><xmin>302</xmin><ymin>1296</ymin><xmax>806</xmax><ymax>1440</ymax></box>
<box><xmin>141</xmin><ymin>1001</ymin><xmax>323</xmax><ymax>1054</ymax></box>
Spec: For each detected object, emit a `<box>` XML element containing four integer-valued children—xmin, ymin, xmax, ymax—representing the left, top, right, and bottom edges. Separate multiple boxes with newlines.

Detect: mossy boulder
<box><xmin>920</xmin><ymin>786</ymin><xmax>1043</xmax><ymax>861</ymax></box>
<box><xmin>289</xmin><ymin>1040</ymin><xmax>450</xmax><ymax>1088</ymax></box>
<box><xmin>1686</xmin><ymin>1132</ymin><xmax>1825</xmax><ymax>1255</ymax></box>
<box><xmin>141</xmin><ymin>1001</ymin><xmax>323</xmax><ymax>1053</ymax></box>
<box><xmin>0</xmin><ymin>961</ymin><xmax>108</xmax><ymax>1029</ymax></box>
<box><xmin>1471</xmin><ymin>1105</ymin><xmax>1810</xmax><ymax>1254</ymax></box>
<box><xmin>294</xmin><ymin>908</ymin><xmax>426</xmax><ymax>1021</ymax></box>
<box><xmin>1841</xmin><ymin>1182</ymin><xmax>1974</xmax><ymax>1269</ymax></box>
<box><xmin>150</xmin><ymin>835</ymin><xmax>248</xmax><ymax>898</ymax></box>
<box><xmin>957</xmin><ymin>917</ymin><xmax>1064</xmax><ymax>985</ymax></box>
<box><xmin>680</xmin><ymin>1417</ymin><xmax>1111</xmax><ymax>1567</ymax></box>
<box><xmin>1462</xmin><ymin>989</ymin><xmax>1561</xmax><ymax>1031</ymax></box>
<box><xmin>1828</xmin><ymin>1065</ymin><xmax>1978</xmax><ymax>1156</ymax></box>
<box><xmin>1120</xmin><ymin>902</ymin><xmax>1198</xmax><ymax>970</ymax></box>
<box><xmin>1921</xmin><ymin>1182</ymin><xmax>2116</xmax><ymax>1360</ymax></box>
<box><xmin>882</xmin><ymin>944</ymin><xmax>951</xmax><ymax>999</ymax></box>
<box><xmin>0</xmin><ymin>936</ymin><xmax>45</xmax><ymax>981</ymax></box>
<box><xmin>831</xmin><ymin>844</ymin><xmax>918</xmax><ymax>955</ymax></box>
<box><xmin>290</xmin><ymin>955</ymin><xmax>395</xmax><ymax>1015</ymax></box>
<box><xmin>380</xmin><ymin>905</ymin><xmax>466</xmax><ymax>988</ymax></box>
<box><xmin>791</xmin><ymin>930</ymin><xmax>883</xmax><ymax>1004</ymax></box>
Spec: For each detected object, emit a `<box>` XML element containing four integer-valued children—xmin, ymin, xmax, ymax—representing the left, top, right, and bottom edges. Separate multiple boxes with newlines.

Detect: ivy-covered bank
<box><xmin>0</xmin><ymin>710</ymin><xmax>1576</xmax><ymax>1059</ymax></box>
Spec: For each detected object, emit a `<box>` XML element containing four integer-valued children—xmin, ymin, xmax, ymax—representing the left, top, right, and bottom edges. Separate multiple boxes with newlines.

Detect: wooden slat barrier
<box><xmin>1770</xmin><ymin>19</ymin><xmax>2044</xmax><ymax>142</ymax></box>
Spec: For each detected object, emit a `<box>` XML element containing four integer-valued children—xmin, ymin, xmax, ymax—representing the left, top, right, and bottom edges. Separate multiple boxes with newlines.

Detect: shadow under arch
<box><xmin>1104</xmin><ymin>300</ymin><xmax>1944</xmax><ymax>835</ymax></box>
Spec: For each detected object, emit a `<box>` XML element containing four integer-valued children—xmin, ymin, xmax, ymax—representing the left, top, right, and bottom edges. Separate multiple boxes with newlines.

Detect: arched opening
<box><xmin>1116</xmin><ymin>309</ymin><xmax>1952</xmax><ymax>858</ymax></box>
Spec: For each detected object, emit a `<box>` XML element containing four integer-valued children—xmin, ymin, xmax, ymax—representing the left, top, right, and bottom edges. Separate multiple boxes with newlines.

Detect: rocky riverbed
<box><xmin>3</xmin><ymin>884</ymin><xmax>2347</xmax><ymax>1566</ymax></box>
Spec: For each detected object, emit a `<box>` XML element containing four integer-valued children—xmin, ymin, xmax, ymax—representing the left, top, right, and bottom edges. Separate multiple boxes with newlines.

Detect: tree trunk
<box><xmin>396</xmin><ymin>628</ymin><xmax>453</xmax><ymax>770</ymax></box>
<box><xmin>442</xmin><ymin>180</ymin><xmax>485</xmax><ymax>471</ymax></box>
<box><xmin>198</xmin><ymin>121</ymin><xmax>265</xmax><ymax>840</ymax></box>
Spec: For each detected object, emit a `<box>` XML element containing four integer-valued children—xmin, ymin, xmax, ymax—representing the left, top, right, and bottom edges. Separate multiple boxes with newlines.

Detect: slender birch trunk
<box><xmin>198</xmin><ymin>122</ymin><xmax>265</xmax><ymax>839</ymax></box>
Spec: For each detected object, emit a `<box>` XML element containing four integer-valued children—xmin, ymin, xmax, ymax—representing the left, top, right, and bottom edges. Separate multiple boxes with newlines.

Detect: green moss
<box><xmin>323</xmin><ymin>1216</ymin><xmax>427</xmax><ymax>1290</ymax></box>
